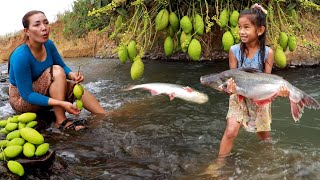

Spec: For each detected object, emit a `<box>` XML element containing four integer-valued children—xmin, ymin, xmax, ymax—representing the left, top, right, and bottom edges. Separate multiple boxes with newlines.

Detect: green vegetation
<box><xmin>61</xmin><ymin>0</ymin><xmax>110</xmax><ymax>38</ymax></box>
<box><xmin>59</xmin><ymin>0</ymin><xmax>320</xmax><ymax>79</ymax></box>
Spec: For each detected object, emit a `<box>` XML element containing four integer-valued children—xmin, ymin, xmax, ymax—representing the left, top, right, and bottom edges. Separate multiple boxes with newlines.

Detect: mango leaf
<box><xmin>287</xmin><ymin>3</ymin><xmax>297</xmax><ymax>11</ymax></box>
<box><xmin>116</xmin><ymin>7</ymin><xmax>128</xmax><ymax>17</ymax></box>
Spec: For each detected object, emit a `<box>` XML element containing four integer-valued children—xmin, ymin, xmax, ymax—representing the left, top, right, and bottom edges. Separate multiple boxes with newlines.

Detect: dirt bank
<box><xmin>0</xmin><ymin>20</ymin><xmax>319</xmax><ymax>66</ymax></box>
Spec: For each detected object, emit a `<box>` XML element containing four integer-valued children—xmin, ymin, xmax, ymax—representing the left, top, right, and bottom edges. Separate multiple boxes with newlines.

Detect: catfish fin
<box><xmin>183</xmin><ymin>86</ymin><xmax>194</xmax><ymax>93</ymax></box>
<box><xmin>148</xmin><ymin>89</ymin><xmax>159</xmax><ymax>96</ymax></box>
<box><xmin>289</xmin><ymin>92</ymin><xmax>320</xmax><ymax>122</ymax></box>
<box><xmin>254</xmin><ymin>99</ymin><xmax>272</xmax><ymax>106</ymax></box>
<box><xmin>254</xmin><ymin>93</ymin><xmax>278</xmax><ymax>106</ymax></box>
<box><xmin>238</xmin><ymin>95</ymin><xmax>245</xmax><ymax>103</ymax></box>
<box><xmin>238</xmin><ymin>67</ymin><xmax>260</xmax><ymax>73</ymax></box>
<box><xmin>169</xmin><ymin>93</ymin><xmax>175</xmax><ymax>101</ymax></box>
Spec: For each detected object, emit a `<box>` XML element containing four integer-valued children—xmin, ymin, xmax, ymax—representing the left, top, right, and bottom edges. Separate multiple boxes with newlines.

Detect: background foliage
<box><xmin>61</xmin><ymin>0</ymin><xmax>320</xmax><ymax>54</ymax></box>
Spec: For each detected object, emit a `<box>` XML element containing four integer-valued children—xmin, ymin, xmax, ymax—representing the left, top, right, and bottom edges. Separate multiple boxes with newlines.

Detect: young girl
<box><xmin>8</xmin><ymin>10</ymin><xmax>106</xmax><ymax>131</ymax></box>
<box><xmin>205</xmin><ymin>3</ymin><xmax>289</xmax><ymax>175</ymax></box>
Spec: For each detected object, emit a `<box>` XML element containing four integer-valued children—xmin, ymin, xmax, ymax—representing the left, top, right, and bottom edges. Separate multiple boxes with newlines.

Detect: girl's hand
<box><xmin>61</xmin><ymin>101</ymin><xmax>80</xmax><ymax>115</ymax></box>
<box><xmin>69</xmin><ymin>72</ymin><xmax>84</xmax><ymax>84</ymax></box>
<box><xmin>226</xmin><ymin>78</ymin><xmax>237</xmax><ymax>94</ymax></box>
<box><xmin>278</xmin><ymin>86</ymin><xmax>290</xmax><ymax>97</ymax></box>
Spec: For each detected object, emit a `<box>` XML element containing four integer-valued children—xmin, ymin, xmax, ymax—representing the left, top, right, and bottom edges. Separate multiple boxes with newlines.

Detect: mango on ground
<box><xmin>23</xmin><ymin>142</ymin><xmax>35</xmax><ymax>158</ymax></box>
<box><xmin>35</xmin><ymin>143</ymin><xmax>50</xmax><ymax>157</ymax></box>
<box><xmin>4</xmin><ymin>145</ymin><xmax>23</xmax><ymax>158</ymax></box>
<box><xmin>5</xmin><ymin>123</ymin><xmax>18</xmax><ymax>132</ymax></box>
<box><xmin>7</xmin><ymin>160</ymin><xmax>24</xmax><ymax>176</ymax></box>
<box><xmin>0</xmin><ymin>120</ymin><xmax>7</xmax><ymax>127</ymax></box>
<box><xmin>26</xmin><ymin>121</ymin><xmax>38</xmax><ymax>128</ymax></box>
<box><xmin>7</xmin><ymin>138</ymin><xmax>25</xmax><ymax>146</ymax></box>
<box><xmin>20</xmin><ymin>127</ymin><xmax>44</xmax><ymax>145</ymax></box>
<box><xmin>6</xmin><ymin>130</ymin><xmax>20</xmax><ymax>141</ymax></box>
<box><xmin>18</xmin><ymin>112</ymin><xmax>37</xmax><ymax>123</ymax></box>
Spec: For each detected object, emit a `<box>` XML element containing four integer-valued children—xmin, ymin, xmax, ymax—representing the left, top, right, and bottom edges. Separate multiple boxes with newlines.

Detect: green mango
<box><xmin>18</xmin><ymin>122</ymin><xmax>26</xmax><ymax>130</ymax></box>
<box><xmin>76</xmin><ymin>100</ymin><xmax>83</xmax><ymax>110</ymax></box>
<box><xmin>7</xmin><ymin>160</ymin><xmax>24</xmax><ymax>176</ymax></box>
<box><xmin>35</xmin><ymin>143</ymin><xmax>49</xmax><ymax>157</ymax></box>
<box><xmin>7</xmin><ymin>138</ymin><xmax>25</xmax><ymax>146</ymax></box>
<box><xmin>26</xmin><ymin>121</ymin><xmax>38</xmax><ymax>128</ymax></box>
<box><xmin>0</xmin><ymin>140</ymin><xmax>9</xmax><ymax>148</ymax></box>
<box><xmin>8</xmin><ymin>116</ymin><xmax>19</xmax><ymax>123</ymax></box>
<box><xmin>6</xmin><ymin>130</ymin><xmax>20</xmax><ymax>141</ymax></box>
<box><xmin>155</xmin><ymin>9</ymin><xmax>169</xmax><ymax>31</ymax></box>
<box><xmin>23</xmin><ymin>142</ymin><xmax>35</xmax><ymax>158</ymax></box>
<box><xmin>4</xmin><ymin>146</ymin><xmax>23</xmax><ymax>158</ymax></box>
<box><xmin>5</xmin><ymin>123</ymin><xmax>18</xmax><ymax>132</ymax></box>
<box><xmin>0</xmin><ymin>128</ymin><xmax>9</xmax><ymax>135</ymax></box>
<box><xmin>20</xmin><ymin>127</ymin><xmax>44</xmax><ymax>145</ymax></box>
<box><xmin>164</xmin><ymin>36</ymin><xmax>174</xmax><ymax>56</ymax></box>
<box><xmin>0</xmin><ymin>151</ymin><xmax>5</xmax><ymax>160</ymax></box>
<box><xmin>18</xmin><ymin>112</ymin><xmax>37</xmax><ymax>123</ymax></box>
<box><xmin>73</xmin><ymin>84</ymin><xmax>84</xmax><ymax>100</ymax></box>
<box><xmin>0</xmin><ymin>120</ymin><xmax>7</xmax><ymax>127</ymax></box>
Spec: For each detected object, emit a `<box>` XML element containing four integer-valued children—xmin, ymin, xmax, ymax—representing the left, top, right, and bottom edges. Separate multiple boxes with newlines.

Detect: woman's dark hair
<box><xmin>8</xmin><ymin>10</ymin><xmax>45</xmax><ymax>73</ymax></box>
<box><xmin>239</xmin><ymin>7</ymin><xmax>267</xmax><ymax>69</ymax></box>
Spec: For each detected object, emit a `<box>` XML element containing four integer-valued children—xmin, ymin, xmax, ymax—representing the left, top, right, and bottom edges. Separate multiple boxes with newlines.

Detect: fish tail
<box><xmin>290</xmin><ymin>92</ymin><xmax>320</xmax><ymax>122</ymax></box>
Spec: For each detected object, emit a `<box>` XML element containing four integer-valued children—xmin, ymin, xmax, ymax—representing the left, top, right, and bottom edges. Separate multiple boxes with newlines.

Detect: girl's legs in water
<box><xmin>218</xmin><ymin>117</ymin><xmax>241</xmax><ymax>157</ymax></box>
<box><xmin>256</xmin><ymin>131</ymin><xmax>271</xmax><ymax>141</ymax></box>
<box><xmin>204</xmin><ymin>117</ymin><xmax>241</xmax><ymax>175</ymax></box>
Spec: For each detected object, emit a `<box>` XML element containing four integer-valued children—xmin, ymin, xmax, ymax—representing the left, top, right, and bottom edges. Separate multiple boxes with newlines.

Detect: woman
<box><xmin>8</xmin><ymin>10</ymin><xmax>106</xmax><ymax>131</ymax></box>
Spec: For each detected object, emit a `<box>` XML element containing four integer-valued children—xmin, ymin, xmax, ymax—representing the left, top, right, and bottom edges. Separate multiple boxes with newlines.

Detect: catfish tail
<box><xmin>290</xmin><ymin>92</ymin><xmax>320</xmax><ymax>122</ymax></box>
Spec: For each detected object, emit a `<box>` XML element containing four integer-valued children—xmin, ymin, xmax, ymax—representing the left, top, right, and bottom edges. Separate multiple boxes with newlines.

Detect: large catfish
<box><xmin>200</xmin><ymin>68</ymin><xmax>320</xmax><ymax>122</ymax></box>
<box><xmin>124</xmin><ymin>83</ymin><xmax>209</xmax><ymax>104</ymax></box>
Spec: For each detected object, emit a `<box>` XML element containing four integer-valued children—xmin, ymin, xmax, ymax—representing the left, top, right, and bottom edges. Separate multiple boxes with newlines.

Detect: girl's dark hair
<box><xmin>239</xmin><ymin>7</ymin><xmax>267</xmax><ymax>69</ymax></box>
<box><xmin>8</xmin><ymin>10</ymin><xmax>45</xmax><ymax>74</ymax></box>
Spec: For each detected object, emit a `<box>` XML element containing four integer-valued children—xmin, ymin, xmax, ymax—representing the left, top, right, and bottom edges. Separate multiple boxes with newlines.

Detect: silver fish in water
<box><xmin>200</xmin><ymin>68</ymin><xmax>320</xmax><ymax>122</ymax></box>
<box><xmin>124</xmin><ymin>83</ymin><xmax>209</xmax><ymax>104</ymax></box>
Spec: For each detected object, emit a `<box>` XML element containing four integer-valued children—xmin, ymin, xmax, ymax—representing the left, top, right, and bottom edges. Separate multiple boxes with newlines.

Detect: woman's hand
<box><xmin>278</xmin><ymin>86</ymin><xmax>290</xmax><ymax>97</ymax></box>
<box><xmin>226</xmin><ymin>78</ymin><xmax>237</xmax><ymax>94</ymax></box>
<box><xmin>69</xmin><ymin>72</ymin><xmax>84</xmax><ymax>84</ymax></box>
<box><xmin>61</xmin><ymin>101</ymin><xmax>81</xmax><ymax>115</ymax></box>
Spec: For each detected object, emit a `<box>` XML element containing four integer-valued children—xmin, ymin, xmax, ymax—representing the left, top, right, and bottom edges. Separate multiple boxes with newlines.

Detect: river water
<box><xmin>0</xmin><ymin>58</ymin><xmax>319</xmax><ymax>179</ymax></box>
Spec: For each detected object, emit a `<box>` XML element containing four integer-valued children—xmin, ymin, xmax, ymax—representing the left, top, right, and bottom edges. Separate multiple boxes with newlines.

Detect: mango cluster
<box><xmin>73</xmin><ymin>84</ymin><xmax>84</xmax><ymax>110</ymax></box>
<box><xmin>218</xmin><ymin>9</ymin><xmax>240</xmax><ymax>52</ymax></box>
<box><xmin>155</xmin><ymin>9</ymin><xmax>204</xmax><ymax>61</ymax></box>
<box><xmin>0</xmin><ymin>113</ymin><xmax>50</xmax><ymax>177</ymax></box>
<box><xmin>117</xmin><ymin>39</ymin><xmax>144</xmax><ymax>81</ymax></box>
<box><xmin>275</xmin><ymin>32</ymin><xmax>297</xmax><ymax>68</ymax></box>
